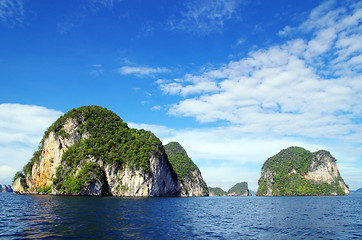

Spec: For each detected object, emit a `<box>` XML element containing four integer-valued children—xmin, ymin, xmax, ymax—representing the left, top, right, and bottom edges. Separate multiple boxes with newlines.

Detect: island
<box><xmin>256</xmin><ymin>146</ymin><xmax>349</xmax><ymax>196</ymax></box>
<box><xmin>0</xmin><ymin>185</ymin><xmax>13</xmax><ymax>192</ymax></box>
<box><xmin>12</xmin><ymin>105</ymin><xmax>207</xmax><ymax>197</ymax></box>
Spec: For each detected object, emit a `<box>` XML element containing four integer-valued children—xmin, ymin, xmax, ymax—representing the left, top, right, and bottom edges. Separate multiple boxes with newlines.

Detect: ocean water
<box><xmin>0</xmin><ymin>193</ymin><xmax>361</xmax><ymax>239</ymax></box>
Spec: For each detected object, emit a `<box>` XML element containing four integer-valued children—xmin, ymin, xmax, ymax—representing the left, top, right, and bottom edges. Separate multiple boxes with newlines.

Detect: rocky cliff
<box><xmin>227</xmin><ymin>182</ymin><xmax>252</xmax><ymax>196</ymax></box>
<box><xmin>164</xmin><ymin>142</ymin><xmax>208</xmax><ymax>197</ymax></box>
<box><xmin>13</xmin><ymin>106</ymin><xmax>181</xmax><ymax>197</ymax></box>
<box><xmin>0</xmin><ymin>184</ymin><xmax>13</xmax><ymax>192</ymax></box>
<box><xmin>256</xmin><ymin>147</ymin><xmax>349</xmax><ymax>196</ymax></box>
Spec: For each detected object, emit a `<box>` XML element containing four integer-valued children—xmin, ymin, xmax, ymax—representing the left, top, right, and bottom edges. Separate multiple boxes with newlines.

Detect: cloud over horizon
<box><xmin>0</xmin><ymin>104</ymin><xmax>62</xmax><ymax>184</ymax></box>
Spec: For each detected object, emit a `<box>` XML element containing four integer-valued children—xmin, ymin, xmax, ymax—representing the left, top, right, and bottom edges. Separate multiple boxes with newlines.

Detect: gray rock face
<box><xmin>179</xmin><ymin>169</ymin><xmax>208</xmax><ymax>197</ymax></box>
<box><xmin>103</xmin><ymin>154</ymin><xmax>180</xmax><ymax>197</ymax></box>
<box><xmin>0</xmin><ymin>185</ymin><xmax>13</xmax><ymax>192</ymax></box>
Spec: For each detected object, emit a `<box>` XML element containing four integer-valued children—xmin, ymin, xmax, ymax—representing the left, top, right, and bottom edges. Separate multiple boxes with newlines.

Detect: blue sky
<box><xmin>1</xmin><ymin>0</ymin><xmax>361</xmax><ymax>191</ymax></box>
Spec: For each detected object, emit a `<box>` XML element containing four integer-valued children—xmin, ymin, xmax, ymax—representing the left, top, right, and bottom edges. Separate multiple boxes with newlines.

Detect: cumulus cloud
<box><xmin>168</xmin><ymin>0</ymin><xmax>243</xmax><ymax>34</ymax></box>
<box><xmin>155</xmin><ymin>1</ymin><xmax>362</xmax><ymax>189</ymax></box>
<box><xmin>119</xmin><ymin>66</ymin><xmax>169</xmax><ymax>77</ymax></box>
<box><xmin>158</xmin><ymin>1</ymin><xmax>362</xmax><ymax>141</ymax></box>
<box><xmin>0</xmin><ymin>0</ymin><xmax>25</xmax><ymax>27</ymax></box>
<box><xmin>0</xmin><ymin>104</ymin><xmax>62</xmax><ymax>184</ymax></box>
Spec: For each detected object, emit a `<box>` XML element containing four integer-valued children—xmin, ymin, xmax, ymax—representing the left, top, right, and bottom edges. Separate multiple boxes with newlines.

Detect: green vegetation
<box><xmin>164</xmin><ymin>142</ymin><xmax>199</xmax><ymax>182</ymax></box>
<box><xmin>53</xmin><ymin>162</ymin><xmax>106</xmax><ymax>195</ymax></box>
<box><xmin>262</xmin><ymin>147</ymin><xmax>314</xmax><ymax>175</ymax></box>
<box><xmin>37</xmin><ymin>186</ymin><xmax>52</xmax><ymax>194</ymax></box>
<box><xmin>16</xmin><ymin>105</ymin><xmax>166</xmax><ymax>195</ymax></box>
<box><xmin>208</xmin><ymin>187</ymin><xmax>227</xmax><ymax>196</ymax></box>
<box><xmin>164</xmin><ymin>142</ymin><xmax>208</xmax><ymax>195</ymax></box>
<box><xmin>228</xmin><ymin>182</ymin><xmax>249</xmax><ymax>195</ymax></box>
<box><xmin>257</xmin><ymin>147</ymin><xmax>346</xmax><ymax>196</ymax></box>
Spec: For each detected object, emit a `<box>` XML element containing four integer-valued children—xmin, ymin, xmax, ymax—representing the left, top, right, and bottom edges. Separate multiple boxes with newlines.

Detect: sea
<box><xmin>0</xmin><ymin>193</ymin><xmax>361</xmax><ymax>239</ymax></box>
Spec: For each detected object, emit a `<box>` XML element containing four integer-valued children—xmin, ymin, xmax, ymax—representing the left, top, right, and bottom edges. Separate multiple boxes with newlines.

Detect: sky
<box><xmin>0</xmin><ymin>0</ymin><xmax>361</xmax><ymax>191</ymax></box>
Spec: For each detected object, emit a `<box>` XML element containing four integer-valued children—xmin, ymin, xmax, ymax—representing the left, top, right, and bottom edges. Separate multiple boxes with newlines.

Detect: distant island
<box><xmin>256</xmin><ymin>147</ymin><xmax>349</xmax><ymax>196</ymax></box>
<box><xmin>349</xmin><ymin>188</ymin><xmax>362</xmax><ymax>194</ymax></box>
<box><xmin>12</xmin><ymin>106</ymin><xmax>207</xmax><ymax>197</ymax></box>
<box><xmin>0</xmin><ymin>185</ymin><xmax>13</xmax><ymax>192</ymax></box>
<box><xmin>209</xmin><ymin>181</ymin><xmax>252</xmax><ymax>196</ymax></box>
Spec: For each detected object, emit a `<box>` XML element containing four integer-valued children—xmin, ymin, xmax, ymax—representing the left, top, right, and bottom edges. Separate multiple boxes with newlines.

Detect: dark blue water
<box><xmin>0</xmin><ymin>193</ymin><xmax>361</xmax><ymax>239</ymax></box>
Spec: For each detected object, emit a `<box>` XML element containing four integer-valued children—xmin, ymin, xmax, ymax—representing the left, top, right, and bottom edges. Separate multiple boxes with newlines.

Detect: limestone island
<box><xmin>256</xmin><ymin>146</ymin><xmax>349</xmax><ymax>196</ymax></box>
<box><xmin>0</xmin><ymin>185</ymin><xmax>13</xmax><ymax>192</ymax></box>
<box><xmin>12</xmin><ymin>106</ymin><xmax>208</xmax><ymax>197</ymax></box>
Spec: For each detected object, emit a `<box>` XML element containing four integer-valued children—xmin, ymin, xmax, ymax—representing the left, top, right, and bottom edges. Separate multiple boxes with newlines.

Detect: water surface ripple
<box><xmin>0</xmin><ymin>193</ymin><xmax>361</xmax><ymax>239</ymax></box>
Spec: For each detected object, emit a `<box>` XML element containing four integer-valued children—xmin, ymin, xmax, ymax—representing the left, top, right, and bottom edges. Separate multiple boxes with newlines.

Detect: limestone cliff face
<box><xmin>258</xmin><ymin>168</ymin><xmax>274</xmax><ymax>196</ymax></box>
<box><xmin>13</xmin><ymin>106</ymin><xmax>181</xmax><ymax>197</ymax></box>
<box><xmin>26</xmin><ymin>118</ymin><xmax>86</xmax><ymax>193</ymax></box>
<box><xmin>256</xmin><ymin>147</ymin><xmax>349</xmax><ymax>196</ymax></box>
<box><xmin>180</xmin><ymin>169</ymin><xmax>208</xmax><ymax>197</ymax></box>
<box><xmin>12</xmin><ymin>178</ymin><xmax>25</xmax><ymax>194</ymax></box>
<box><xmin>103</xmin><ymin>154</ymin><xmax>180</xmax><ymax>197</ymax></box>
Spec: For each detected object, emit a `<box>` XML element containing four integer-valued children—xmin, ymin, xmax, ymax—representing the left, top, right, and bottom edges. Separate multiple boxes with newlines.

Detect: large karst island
<box><xmin>12</xmin><ymin>106</ymin><xmax>208</xmax><ymax>197</ymax></box>
<box><xmin>256</xmin><ymin>147</ymin><xmax>349</xmax><ymax>196</ymax></box>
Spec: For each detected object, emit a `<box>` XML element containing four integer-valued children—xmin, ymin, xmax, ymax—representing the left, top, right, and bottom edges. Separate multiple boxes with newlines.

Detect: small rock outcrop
<box><xmin>13</xmin><ymin>106</ymin><xmax>181</xmax><ymax>197</ymax></box>
<box><xmin>164</xmin><ymin>142</ymin><xmax>208</xmax><ymax>197</ymax></box>
<box><xmin>0</xmin><ymin>184</ymin><xmax>13</xmax><ymax>192</ymax></box>
<box><xmin>256</xmin><ymin>146</ymin><xmax>349</xmax><ymax>196</ymax></box>
<box><xmin>227</xmin><ymin>182</ymin><xmax>252</xmax><ymax>196</ymax></box>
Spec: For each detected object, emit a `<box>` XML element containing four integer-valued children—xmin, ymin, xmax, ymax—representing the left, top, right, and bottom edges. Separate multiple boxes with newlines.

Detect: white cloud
<box><xmin>119</xmin><ymin>66</ymin><xmax>169</xmax><ymax>77</ymax></box>
<box><xmin>158</xmin><ymin>1</ymin><xmax>362</xmax><ymax>141</ymax></box>
<box><xmin>0</xmin><ymin>104</ymin><xmax>63</xmax><ymax>184</ymax></box>
<box><xmin>151</xmin><ymin>105</ymin><xmax>162</xmax><ymax>111</ymax></box>
<box><xmin>0</xmin><ymin>0</ymin><xmax>25</xmax><ymax>27</ymax></box>
<box><xmin>0</xmin><ymin>165</ymin><xmax>17</xmax><ymax>185</ymax></box>
<box><xmin>154</xmin><ymin>1</ymin><xmax>362</xmax><ymax>190</ymax></box>
<box><xmin>168</xmin><ymin>0</ymin><xmax>243</xmax><ymax>34</ymax></box>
